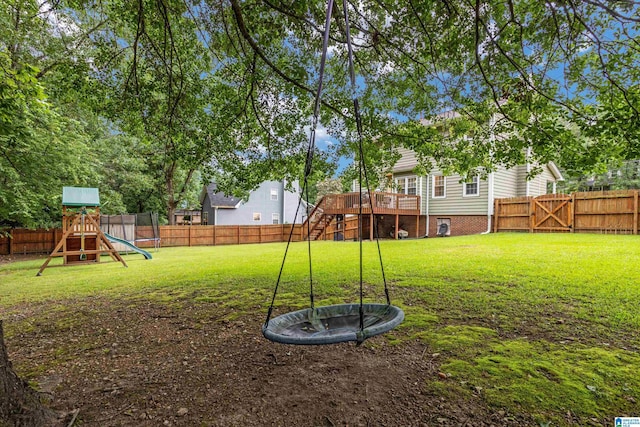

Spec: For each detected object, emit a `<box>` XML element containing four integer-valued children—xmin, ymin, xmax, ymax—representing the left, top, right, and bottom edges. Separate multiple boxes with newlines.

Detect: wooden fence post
<box><xmin>529</xmin><ymin>198</ymin><xmax>534</xmax><ymax>233</ymax></box>
<box><xmin>188</xmin><ymin>226</ymin><xmax>192</xmax><ymax>247</ymax></box>
<box><xmin>571</xmin><ymin>193</ymin><xmax>576</xmax><ymax>233</ymax></box>
<box><xmin>493</xmin><ymin>199</ymin><xmax>499</xmax><ymax>233</ymax></box>
<box><xmin>8</xmin><ymin>229</ymin><xmax>13</xmax><ymax>255</ymax></box>
<box><xmin>634</xmin><ymin>190</ymin><xmax>639</xmax><ymax>235</ymax></box>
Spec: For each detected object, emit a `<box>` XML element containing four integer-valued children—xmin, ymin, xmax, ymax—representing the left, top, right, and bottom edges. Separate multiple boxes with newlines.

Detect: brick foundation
<box><xmin>427</xmin><ymin>215</ymin><xmax>489</xmax><ymax>237</ymax></box>
<box><xmin>363</xmin><ymin>215</ymin><xmax>487</xmax><ymax>239</ymax></box>
<box><xmin>361</xmin><ymin>215</ymin><xmax>488</xmax><ymax>239</ymax></box>
<box><xmin>362</xmin><ymin>215</ymin><xmax>427</xmax><ymax>239</ymax></box>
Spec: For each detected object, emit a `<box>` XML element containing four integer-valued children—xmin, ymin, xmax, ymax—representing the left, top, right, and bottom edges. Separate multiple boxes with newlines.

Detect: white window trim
<box><xmin>270</xmin><ymin>188</ymin><xmax>278</xmax><ymax>201</ymax></box>
<box><xmin>394</xmin><ymin>176</ymin><xmax>418</xmax><ymax>195</ymax></box>
<box><xmin>463</xmin><ymin>176</ymin><xmax>480</xmax><ymax>197</ymax></box>
<box><xmin>253</xmin><ymin>212</ymin><xmax>262</xmax><ymax>222</ymax></box>
<box><xmin>406</xmin><ymin>177</ymin><xmax>417</xmax><ymax>196</ymax></box>
<box><xmin>272</xmin><ymin>213</ymin><xmax>279</xmax><ymax>224</ymax></box>
<box><xmin>432</xmin><ymin>175</ymin><xmax>446</xmax><ymax>199</ymax></box>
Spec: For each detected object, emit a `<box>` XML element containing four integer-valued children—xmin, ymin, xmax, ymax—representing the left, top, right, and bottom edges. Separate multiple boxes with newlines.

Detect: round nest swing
<box><xmin>262</xmin><ymin>303</ymin><xmax>404</xmax><ymax>345</ymax></box>
<box><xmin>262</xmin><ymin>0</ymin><xmax>404</xmax><ymax>346</ymax></box>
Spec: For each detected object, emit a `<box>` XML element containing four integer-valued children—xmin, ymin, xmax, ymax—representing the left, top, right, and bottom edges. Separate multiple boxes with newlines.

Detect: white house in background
<box><xmin>200</xmin><ymin>180</ymin><xmax>305</xmax><ymax>225</ymax></box>
<box><xmin>382</xmin><ymin>146</ymin><xmax>564</xmax><ymax>236</ymax></box>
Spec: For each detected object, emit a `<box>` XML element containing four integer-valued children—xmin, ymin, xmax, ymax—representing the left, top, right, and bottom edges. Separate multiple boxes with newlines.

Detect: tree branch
<box><xmin>228</xmin><ymin>0</ymin><xmax>345</xmax><ymax>118</ymax></box>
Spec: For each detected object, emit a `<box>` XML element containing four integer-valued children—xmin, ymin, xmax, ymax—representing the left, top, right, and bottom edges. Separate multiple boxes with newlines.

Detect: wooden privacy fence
<box><xmin>494</xmin><ymin>190</ymin><xmax>640</xmax><ymax>234</ymax></box>
<box><xmin>156</xmin><ymin>217</ymin><xmax>362</xmax><ymax>247</ymax></box>
<box><xmin>0</xmin><ymin>229</ymin><xmax>62</xmax><ymax>256</ymax></box>
<box><xmin>155</xmin><ymin>224</ymin><xmax>303</xmax><ymax>247</ymax></box>
<box><xmin>0</xmin><ymin>223</ymin><xmax>349</xmax><ymax>255</ymax></box>
<box><xmin>0</xmin><ymin>217</ymin><xmax>371</xmax><ymax>255</ymax></box>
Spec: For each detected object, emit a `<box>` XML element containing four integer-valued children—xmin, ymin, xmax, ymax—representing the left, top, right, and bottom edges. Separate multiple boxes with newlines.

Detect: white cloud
<box><xmin>39</xmin><ymin>0</ymin><xmax>80</xmax><ymax>37</ymax></box>
<box><xmin>304</xmin><ymin>123</ymin><xmax>334</xmax><ymax>147</ymax></box>
<box><xmin>303</xmin><ymin>122</ymin><xmax>341</xmax><ymax>152</ymax></box>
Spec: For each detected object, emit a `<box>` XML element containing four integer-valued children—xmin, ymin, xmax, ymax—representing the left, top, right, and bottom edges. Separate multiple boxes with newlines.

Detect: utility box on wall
<box><xmin>436</xmin><ymin>218</ymin><xmax>451</xmax><ymax>236</ymax></box>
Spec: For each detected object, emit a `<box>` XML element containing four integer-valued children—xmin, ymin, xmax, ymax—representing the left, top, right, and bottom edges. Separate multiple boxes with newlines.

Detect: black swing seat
<box><xmin>262</xmin><ymin>303</ymin><xmax>404</xmax><ymax>345</ymax></box>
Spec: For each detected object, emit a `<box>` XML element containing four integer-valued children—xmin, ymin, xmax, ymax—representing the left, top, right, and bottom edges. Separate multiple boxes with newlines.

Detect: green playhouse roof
<box><xmin>62</xmin><ymin>187</ymin><xmax>100</xmax><ymax>207</ymax></box>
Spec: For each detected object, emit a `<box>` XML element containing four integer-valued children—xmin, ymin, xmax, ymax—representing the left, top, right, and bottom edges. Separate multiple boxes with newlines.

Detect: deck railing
<box><xmin>321</xmin><ymin>192</ymin><xmax>421</xmax><ymax>215</ymax></box>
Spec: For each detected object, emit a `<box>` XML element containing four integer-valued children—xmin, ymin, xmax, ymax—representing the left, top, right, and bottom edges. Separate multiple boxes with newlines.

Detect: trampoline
<box><xmin>262</xmin><ymin>0</ymin><xmax>404</xmax><ymax>346</ymax></box>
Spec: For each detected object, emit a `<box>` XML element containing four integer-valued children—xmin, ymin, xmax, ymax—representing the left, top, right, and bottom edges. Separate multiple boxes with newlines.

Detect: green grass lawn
<box><xmin>1</xmin><ymin>233</ymin><xmax>639</xmax><ymax>424</ymax></box>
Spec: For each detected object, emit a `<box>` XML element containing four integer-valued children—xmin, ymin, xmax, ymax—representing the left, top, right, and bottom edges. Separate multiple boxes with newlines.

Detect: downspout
<box><xmin>525</xmin><ymin>147</ymin><xmax>532</xmax><ymax>197</ymax></box>
<box><xmin>425</xmin><ymin>175</ymin><xmax>430</xmax><ymax>237</ymax></box>
<box><xmin>482</xmin><ymin>171</ymin><xmax>494</xmax><ymax>234</ymax></box>
<box><xmin>482</xmin><ymin>114</ymin><xmax>496</xmax><ymax>234</ymax></box>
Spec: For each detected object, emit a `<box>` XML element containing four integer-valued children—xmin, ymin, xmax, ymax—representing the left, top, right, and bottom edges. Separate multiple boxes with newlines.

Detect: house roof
<box><xmin>62</xmin><ymin>187</ymin><xmax>100</xmax><ymax>207</ymax></box>
<box><xmin>201</xmin><ymin>183</ymin><xmax>241</xmax><ymax>208</ymax></box>
<box><xmin>391</xmin><ymin>145</ymin><xmax>564</xmax><ymax>182</ymax></box>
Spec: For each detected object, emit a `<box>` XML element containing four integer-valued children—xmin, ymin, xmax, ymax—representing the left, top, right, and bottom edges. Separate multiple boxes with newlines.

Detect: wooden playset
<box><xmin>37</xmin><ymin>187</ymin><xmax>127</xmax><ymax>275</ymax></box>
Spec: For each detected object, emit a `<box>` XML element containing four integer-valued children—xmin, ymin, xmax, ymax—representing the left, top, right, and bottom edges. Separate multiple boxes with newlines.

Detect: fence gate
<box><xmin>532</xmin><ymin>194</ymin><xmax>572</xmax><ymax>232</ymax></box>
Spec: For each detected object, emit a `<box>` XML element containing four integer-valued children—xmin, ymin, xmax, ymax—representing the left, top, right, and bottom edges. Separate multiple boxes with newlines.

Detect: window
<box><xmin>253</xmin><ymin>212</ymin><xmax>261</xmax><ymax>222</ymax></box>
<box><xmin>395</xmin><ymin>176</ymin><xmax>417</xmax><ymax>195</ymax></box>
<box><xmin>433</xmin><ymin>176</ymin><xmax>446</xmax><ymax>198</ymax></box>
<box><xmin>463</xmin><ymin>176</ymin><xmax>480</xmax><ymax>196</ymax></box>
<box><xmin>270</xmin><ymin>188</ymin><xmax>278</xmax><ymax>201</ymax></box>
<box><xmin>272</xmin><ymin>213</ymin><xmax>279</xmax><ymax>224</ymax></box>
<box><xmin>407</xmin><ymin>177</ymin><xmax>417</xmax><ymax>195</ymax></box>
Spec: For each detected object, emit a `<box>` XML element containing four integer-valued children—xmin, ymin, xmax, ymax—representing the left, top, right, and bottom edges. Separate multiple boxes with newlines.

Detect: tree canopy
<box><xmin>1</xmin><ymin>0</ymin><xmax>639</xmax><ymax>226</ymax></box>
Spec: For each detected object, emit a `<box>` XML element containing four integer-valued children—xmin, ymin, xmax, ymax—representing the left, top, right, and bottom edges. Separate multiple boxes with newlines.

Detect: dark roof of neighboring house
<box><xmin>201</xmin><ymin>183</ymin><xmax>241</xmax><ymax>208</ymax></box>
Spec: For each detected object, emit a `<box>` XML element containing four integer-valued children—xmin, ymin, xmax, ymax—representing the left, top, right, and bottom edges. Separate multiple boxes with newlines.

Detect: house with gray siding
<box><xmin>384</xmin><ymin>147</ymin><xmax>563</xmax><ymax>236</ymax></box>
<box><xmin>200</xmin><ymin>181</ymin><xmax>304</xmax><ymax>225</ymax></box>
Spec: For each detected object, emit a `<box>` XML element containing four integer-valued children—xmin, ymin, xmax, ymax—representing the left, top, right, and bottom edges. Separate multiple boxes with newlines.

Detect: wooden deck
<box><xmin>321</xmin><ymin>192</ymin><xmax>421</xmax><ymax>216</ymax></box>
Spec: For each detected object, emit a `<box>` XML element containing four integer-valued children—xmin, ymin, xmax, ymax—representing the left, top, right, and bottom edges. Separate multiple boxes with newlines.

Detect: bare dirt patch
<box><xmin>3</xmin><ymin>297</ymin><xmax>530</xmax><ymax>426</ymax></box>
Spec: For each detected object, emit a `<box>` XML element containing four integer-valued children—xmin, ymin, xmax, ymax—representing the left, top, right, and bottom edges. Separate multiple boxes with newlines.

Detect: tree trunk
<box><xmin>166</xmin><ymin>172</ymin><xmax>176</xmax><ymax>225</ymax></box>
<box><xmin>0</xmin><ymin>321</ymin><xmax>57</xmax><ymax>426</ymax></box>
<box><xmin>167</xmin><ymin>203</ymin><xmax>176</xmax><ymax>226</ymax></box>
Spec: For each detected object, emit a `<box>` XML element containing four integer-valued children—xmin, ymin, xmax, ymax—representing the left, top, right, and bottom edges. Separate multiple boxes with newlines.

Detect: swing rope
<box><xmin>264</xmin><ymin>0</ymin><xmax>335</xmax><ymax>327</ymax></box>
<box><xmin>341</xmin><ymin>0</ymin><xmax>392</xmax><ymax>332</ymax></box>
<box><xmin>264</xmin><ymin>0</ymin><xmax>395</xmax><ymax>339</ymax></box>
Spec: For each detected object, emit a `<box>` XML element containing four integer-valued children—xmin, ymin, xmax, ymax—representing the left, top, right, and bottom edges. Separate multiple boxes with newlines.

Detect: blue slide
<box><xmin>104</xmin><ymin>232</ymin><xmax>153</xmax><ymax>260</ymax></box>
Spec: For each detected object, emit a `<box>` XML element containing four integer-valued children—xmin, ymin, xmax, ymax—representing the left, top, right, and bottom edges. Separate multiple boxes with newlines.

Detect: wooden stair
<box><xmin>303</xmin><ymin>196</ymin><xmax>336</xmax><ymax>240</ymax></box>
